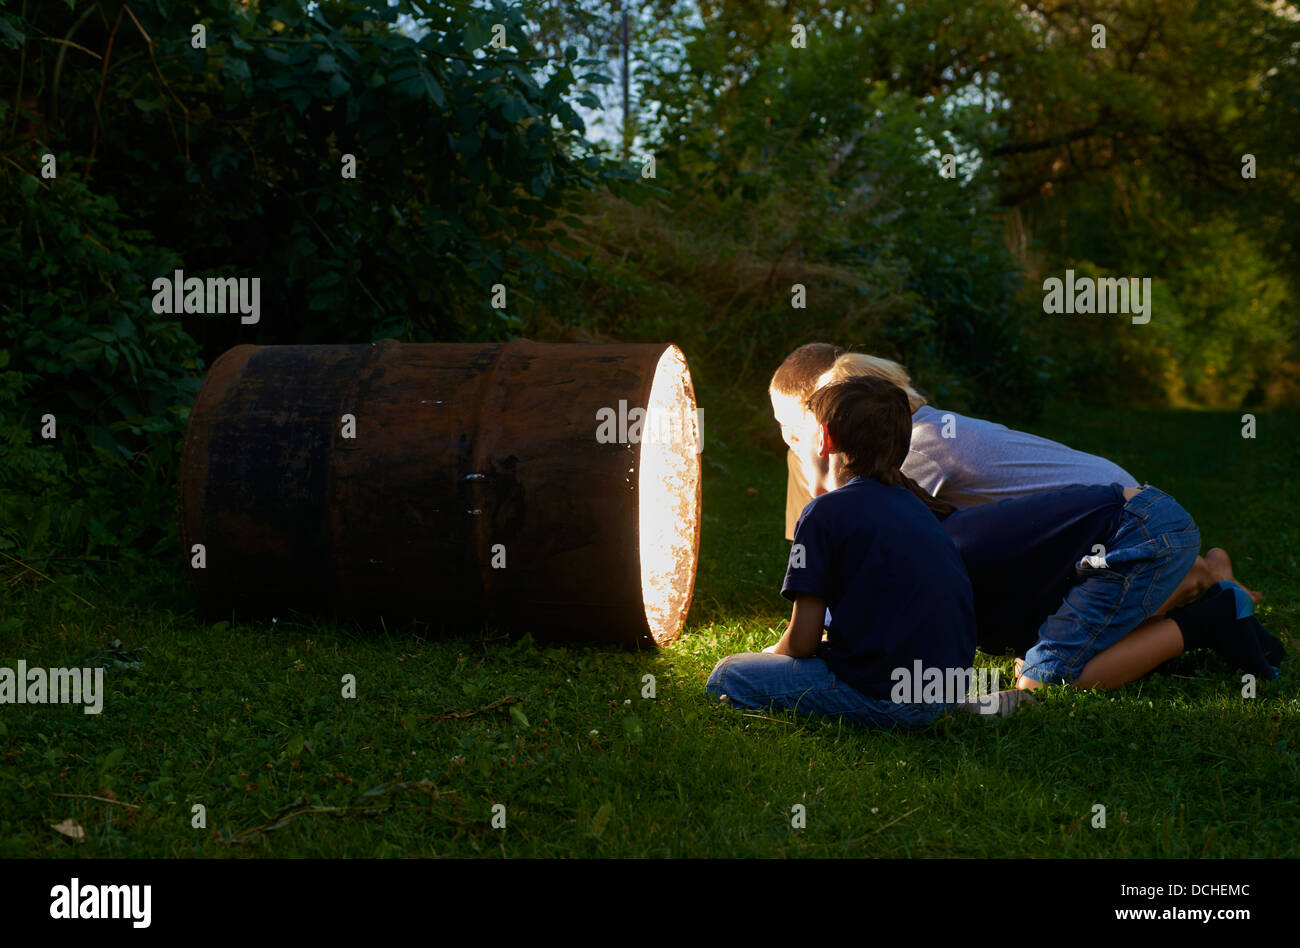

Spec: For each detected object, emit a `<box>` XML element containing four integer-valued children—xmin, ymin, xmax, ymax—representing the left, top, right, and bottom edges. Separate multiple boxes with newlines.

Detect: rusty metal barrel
<box><xmin>178</xmin><ymin>339</ymin><xmax>703</xmax><ymax>647</ymax></box>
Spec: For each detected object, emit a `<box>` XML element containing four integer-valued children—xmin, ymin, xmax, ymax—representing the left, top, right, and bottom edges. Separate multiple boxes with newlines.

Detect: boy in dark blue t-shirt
<box><xmin>706</xmin><ymin>377</ymin><xmax>981</xmax><ymax>728</ymax></box>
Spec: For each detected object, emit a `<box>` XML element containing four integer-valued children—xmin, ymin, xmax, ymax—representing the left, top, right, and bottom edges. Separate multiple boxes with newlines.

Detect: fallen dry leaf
<box><xmin>51</xmin><ymin>817</ymin><xmax>85</xmax><ymax>842</ymax></box>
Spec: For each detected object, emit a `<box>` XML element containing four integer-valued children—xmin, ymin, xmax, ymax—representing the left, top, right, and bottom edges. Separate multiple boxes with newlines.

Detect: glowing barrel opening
<box><xmin>180</xmin><ymin>339</ymin><xmax>702</xmax><ymax>648</ymax></box>
<box><xmin>637</xmin><ymin>345</ymin><xmax>702</xmax><ymax>645</ymax></box>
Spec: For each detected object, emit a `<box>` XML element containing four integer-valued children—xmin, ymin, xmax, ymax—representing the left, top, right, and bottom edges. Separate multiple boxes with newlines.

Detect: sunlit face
<box><xmin>772</xmin><ymin>387</ymin><xmax>834</xmax><ymax>495</ymax></box>
<box><xmin>770</xmin><ymin>389</ymin><xmax>819</xmax><ymax>453</ymax></box>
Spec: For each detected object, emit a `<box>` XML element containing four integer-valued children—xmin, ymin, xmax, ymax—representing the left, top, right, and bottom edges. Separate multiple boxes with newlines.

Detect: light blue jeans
<box><xmin>1019</xmin><ymin>485</ymin><xmax>1200</xmax><ymax>685</ymax></box>
<box><xmin>705</xmin><ymin>652</ymin><xmax>949</xmax><ymax>729</ymax></box>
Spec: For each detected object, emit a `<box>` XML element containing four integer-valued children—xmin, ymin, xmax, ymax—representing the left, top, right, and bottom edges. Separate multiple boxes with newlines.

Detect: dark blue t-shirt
<box><xmin>941</xmin><ymin>484</ymin><xmax>1126</xmax><ymax>654</ymax></box>
<box><xmin>782</xmin><ymin>477</ymin><xmax>977</xmax><ymax>700</ymax></box>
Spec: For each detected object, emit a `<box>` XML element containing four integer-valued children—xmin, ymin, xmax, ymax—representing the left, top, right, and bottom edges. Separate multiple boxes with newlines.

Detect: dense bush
<box><xmin>0</xmin><ymin>152</ymin><xmax>200</xmax><ymax>568</ymax></box>
<box><xmin>0</xmin><ymin>0</ymin><xmax>630</xmax><ymax>569</ymax></box>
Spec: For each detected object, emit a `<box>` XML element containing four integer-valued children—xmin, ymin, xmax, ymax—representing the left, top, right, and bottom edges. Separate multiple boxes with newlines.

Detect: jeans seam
<box><xmin>1141</xmin><ymin>539</ymin><xmax>1173</xmax><ymax>615</ymax></box>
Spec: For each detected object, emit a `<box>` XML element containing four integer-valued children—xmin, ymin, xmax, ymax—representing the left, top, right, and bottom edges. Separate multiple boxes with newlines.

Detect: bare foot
<box><xmin>1205</xmin><ymin>548</ymin><xmax>1263</xmax><ymax>605</ymax></box>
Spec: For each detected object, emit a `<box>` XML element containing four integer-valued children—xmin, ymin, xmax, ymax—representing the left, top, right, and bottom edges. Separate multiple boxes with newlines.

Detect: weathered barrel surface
<box><xmin>178</xmin><ymin>339</ymin><xmax>703</xmax><ymax>647</ymax></box>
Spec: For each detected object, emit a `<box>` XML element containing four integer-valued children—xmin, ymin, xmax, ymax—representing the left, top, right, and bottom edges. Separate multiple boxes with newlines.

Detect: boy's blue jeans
<box><xmin>1019</xmin><ymin>485</ymin><xmax>1200</xmax><ymax>685</ymax></box>
<box><xmin>705</xmin><ymin>652</ymin><xmax>947</xmax><ymax>729</ymax></box>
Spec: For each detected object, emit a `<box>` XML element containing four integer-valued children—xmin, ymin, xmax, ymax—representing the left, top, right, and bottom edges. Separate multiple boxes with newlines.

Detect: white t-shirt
<box><xmin>903</xmin><ymin>405</ymin><xmax>1139</xmax><ymax>508</ymax></box>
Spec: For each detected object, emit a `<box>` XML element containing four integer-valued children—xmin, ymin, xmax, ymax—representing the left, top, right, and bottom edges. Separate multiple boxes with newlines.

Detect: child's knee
<box><xmin>705</xmin><ymin>655</ymin><xmax>738</xmax><ymax>697</ymax></box>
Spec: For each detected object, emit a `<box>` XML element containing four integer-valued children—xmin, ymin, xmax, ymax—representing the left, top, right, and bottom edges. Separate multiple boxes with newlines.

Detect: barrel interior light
<box><xmin>638</xmin><ymin>345</ymin><xmax>702</xmax><ymax>645</ymax></box>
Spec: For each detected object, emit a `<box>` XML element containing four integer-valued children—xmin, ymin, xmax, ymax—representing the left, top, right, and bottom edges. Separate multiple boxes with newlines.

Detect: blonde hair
<box><xmin>818</xmin><ymin>353</ymin><xmax>927</xmax><ymax>413</ymax></box>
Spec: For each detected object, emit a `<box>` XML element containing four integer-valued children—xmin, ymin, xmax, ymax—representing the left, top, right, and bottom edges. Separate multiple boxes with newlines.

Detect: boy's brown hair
<box><xmin>770</xmin><ymin>343</ymin><xmax>844</xmax><ymax>402</ymax></box>
<box><xmin>807</xmin><ymin>376</ymin><xmax>955</xmax><ymax>520</ymax></box>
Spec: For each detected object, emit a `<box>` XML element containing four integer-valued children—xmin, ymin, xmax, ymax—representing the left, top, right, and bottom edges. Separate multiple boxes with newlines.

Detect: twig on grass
<box><xmin>52</xmin><ymin>793</ymin><xmax>138</xmax><ymax>810</ymax></box>
<box><xmin>220</xmin><ymin>804</ymin><xmax>461</xmax><ymax>845</ymax></box>
<box><xmin>220</xmin><ymin>780</ymin><xmax>458</xmax><ymax>845</ymax></box>
<box><xmin>858</xmin><ymin>806</ymin><xmax>922</xmax><ymax>839</ymax></box>
<box><xmin>1063</xmin><ymin>810</ymin><xmax>1090</xmax><ymax>840</ymax></box>
<box><xmin>421</xmin><ymin>695</ymin><xmax>521</xmax><ymax>723</ymax></box>
<box><xmin>740</xmin><ymin>712</ymin><xmax>797</xmax><ymax>726</ymax></box>
<box><xmin>0</xmin><ymin>549</ymin><xmax>97</xmax><ymax>610</ymax></box>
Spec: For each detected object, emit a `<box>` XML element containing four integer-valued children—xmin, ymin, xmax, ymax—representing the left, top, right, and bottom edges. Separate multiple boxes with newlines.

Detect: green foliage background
<box><xmin>2</xmin><ymin>0</ymin><xmax>1298</xmax><ymax>570</ymax></box>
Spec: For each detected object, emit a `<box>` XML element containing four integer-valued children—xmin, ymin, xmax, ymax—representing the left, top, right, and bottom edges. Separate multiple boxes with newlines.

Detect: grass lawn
<box><xmin>1</xmin><ymin>403</ymin><xmax>1297</xmax><ymax>857</ymax></box>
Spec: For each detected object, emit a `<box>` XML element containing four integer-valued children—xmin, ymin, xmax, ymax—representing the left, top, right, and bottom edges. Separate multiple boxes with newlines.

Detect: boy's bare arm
<box><xmin>770</xmin><ymin>594</ymin><xmax>827</xmax><ymax>657</ymax></box>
